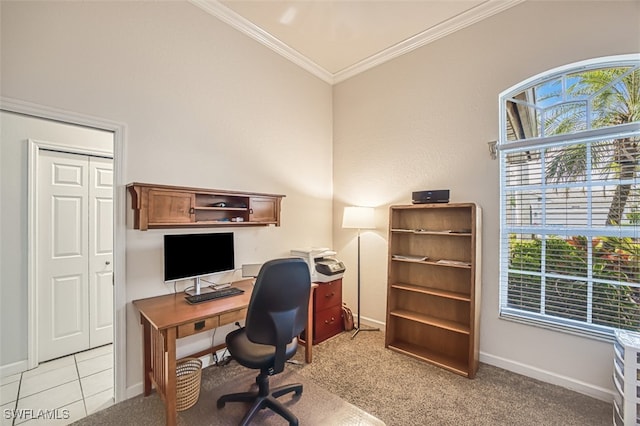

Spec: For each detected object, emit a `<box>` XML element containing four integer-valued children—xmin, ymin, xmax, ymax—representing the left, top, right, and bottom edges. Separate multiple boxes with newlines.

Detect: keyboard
<box><xmin>185</xmin><ymin>287</ymin><xmax>245</xmax><ymax>304</ymax></box>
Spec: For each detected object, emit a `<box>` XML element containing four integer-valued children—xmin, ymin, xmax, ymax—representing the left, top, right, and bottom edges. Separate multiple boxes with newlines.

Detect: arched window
<box><xmin>498</xmin><ymin>54</ymin><xmax>640</xmax><ymax>339</ymax></box>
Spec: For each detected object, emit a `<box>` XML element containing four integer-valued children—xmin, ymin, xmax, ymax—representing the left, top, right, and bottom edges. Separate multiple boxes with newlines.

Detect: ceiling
<box><xmin>190</xmin><ymin>0</ymin><xmax>523</xmax><ymax>84</ymax></box>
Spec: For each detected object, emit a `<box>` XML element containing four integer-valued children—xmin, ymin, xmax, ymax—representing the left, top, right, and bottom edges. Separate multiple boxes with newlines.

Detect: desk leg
<box><xmin>165</xmin><ymin>327</ymin><xmax>177</xmax><ymax>426</ymax></box>
<box><xmin>305</xmin><ymin>287</ymin><xmax>313</xmax><ymax>363</ymax></box>
<box><xmin>141</xmin><ymin>315</ymin><xmax>152</xmax><ymax>396</ymax></box>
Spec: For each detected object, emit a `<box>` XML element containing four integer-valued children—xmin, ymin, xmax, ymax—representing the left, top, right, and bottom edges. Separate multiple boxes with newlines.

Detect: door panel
<box><xmin>249</xmin><ymin>197</ymin><xmax>277</xmax><ymax>223</ymax></box>
<box><xmin>51</xmin><ymin>274</ymin><xmax>84</xmax><ymax>339</ymax></box>
<box><xmin>94</xmin><ymin>272</ymin><xmax>113</xmax><ymax>329</ymax></box>
<box><xmin>147</xmin><ymin>190</ymin><xmax>195</xmax><ymax>224</ymax></box>
<box><xmin>38</xmin><ymin>151</ymin><xmax>90</xmax><ymax>361</ymax></box>
<box><xmin>89</xmin><ymin>157</ymin><xmax>113</xmax><ymax>347</ymax></box>
<box><xmin>52</xmin><ymin>196</ymin><xmax>84</xmax><ymax>257</ymax></box>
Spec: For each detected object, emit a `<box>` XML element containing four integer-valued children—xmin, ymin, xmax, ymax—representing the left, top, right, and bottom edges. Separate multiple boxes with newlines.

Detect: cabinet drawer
<box><xmin>314</xmin><ymin>305</ymin><xmax>343</xmax><ymax>344</ymax></box>
<box><xmin>314</xmin><ymin>280</ymin><xmax>342</xmax><ymax>311</ymax></box>
<box><xmin>177</xmin><ymin>317</ymin><xmax>219</xmax><ymax>338</ymax></box>
<box><xmin>220</xmin><ymin>308</ymin><xmax>247</xmax><ymax>326</ymax></box>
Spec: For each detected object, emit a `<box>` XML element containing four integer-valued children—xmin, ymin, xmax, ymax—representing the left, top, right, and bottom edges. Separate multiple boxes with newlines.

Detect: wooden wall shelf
<box><xmin>127</xmin><ymin>182</ymin><xmax>285</xmax><ymax>230</ymax></box>
<box><xmin>385</xmin><ymin>202</ymin><xmax>481</xmax><ymax>378</ymax></box>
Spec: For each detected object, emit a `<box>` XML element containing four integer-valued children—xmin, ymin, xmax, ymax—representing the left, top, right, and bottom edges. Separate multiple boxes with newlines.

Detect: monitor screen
<box><xmin>163</xmin><ymin>232</ymin><xmax>235</xmax><ymax>282</ymax></box>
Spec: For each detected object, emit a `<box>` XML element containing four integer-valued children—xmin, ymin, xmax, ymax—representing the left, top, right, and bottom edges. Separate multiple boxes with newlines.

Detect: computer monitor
<box><xmin>164</xmin><ymin>232</ymin><xmax>235</xmax><ymax>295</ymax></box>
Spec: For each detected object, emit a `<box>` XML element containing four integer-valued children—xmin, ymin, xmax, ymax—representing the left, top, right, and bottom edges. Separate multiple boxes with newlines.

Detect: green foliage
<box><xmin>508</xmin><ymin>236</ymin><xmax>640</xmax><ymax>331</ymax></box>
<box><xmin>627</xmin><ymin>206</ymin><xmax>640</xmax><ymax>225</ymax></box>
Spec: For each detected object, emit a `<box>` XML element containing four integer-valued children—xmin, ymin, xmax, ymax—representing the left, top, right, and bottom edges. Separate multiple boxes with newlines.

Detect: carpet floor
<box><xmin>74</xmin><ymin>329</ymin><xmax>612</xmax><ymax>425</ymax></box>
<box><xmin>293</xmin><ymin>330</ymin><xmax>612</xmax><ymax>426</ymax></box>
<box><xmin>72</xmin><ymin>367</ymin><xmax>382</xmax><ymax>425</ymax></box>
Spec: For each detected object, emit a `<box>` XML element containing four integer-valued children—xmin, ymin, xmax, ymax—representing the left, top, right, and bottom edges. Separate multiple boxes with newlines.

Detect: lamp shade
<box><xmin>342</xmin><ymin>206</ymin><xmax>375</xmax><ymax>229</ymax></box>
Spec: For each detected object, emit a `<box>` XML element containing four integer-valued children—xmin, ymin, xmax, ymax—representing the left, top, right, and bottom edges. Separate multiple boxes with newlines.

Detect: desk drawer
<box><xmin>314</xmin><ymin>280</ymin><xmax>342</xmax><ymax>311</ymax></box>
<box><xmin>177</xmin><ymin>317</ymin><xmax>219</xmax><ymax>338</ymax></box>
<box><xmin>220</xmin><ymin>308</ymin><xmax>247</xmax><ymax>326</ymax></box>
<box><xmin>314</xmin><ymin>305</ymin><xmax>343</xmax><ymax>344</ymax></box>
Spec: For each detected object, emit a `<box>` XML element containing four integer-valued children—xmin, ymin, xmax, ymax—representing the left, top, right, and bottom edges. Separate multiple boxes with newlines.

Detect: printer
<box><xmin>290</xmin><ymin>248</ymin><xmax>346</xmax><ymax>283</ymax></box>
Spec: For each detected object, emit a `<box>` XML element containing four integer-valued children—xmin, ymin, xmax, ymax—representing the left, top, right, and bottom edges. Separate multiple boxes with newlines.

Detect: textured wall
<box><xmin>1</xmin><ymin>1</ymin><xmax>333</xmax><ymax>393</ymax></box>
<box><xmin>332</xmin><ymin>0</ymin><xmax>640</xmax><ymax>399</ymax></box>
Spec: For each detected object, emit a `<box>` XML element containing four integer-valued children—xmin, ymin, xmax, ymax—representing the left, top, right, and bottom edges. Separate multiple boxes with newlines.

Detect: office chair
<box><xmin>217</xmin><ymin>258</ymin><xmax>311</xmax><ymax>426</ymax></box>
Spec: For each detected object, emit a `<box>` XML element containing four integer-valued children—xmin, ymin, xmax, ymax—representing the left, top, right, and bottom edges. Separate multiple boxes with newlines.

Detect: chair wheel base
<box><xmin>217</xmin><ymin>382</ymin><xmax>303</xmax><ymax>426</ymax></box>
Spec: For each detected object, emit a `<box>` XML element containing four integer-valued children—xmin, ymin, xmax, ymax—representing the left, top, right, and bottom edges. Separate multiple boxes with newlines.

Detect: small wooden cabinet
<box><xmin>385</xmin><ymin>203</ymin><xmax>481</xmax><ymax>378</ymax></box>
<box><xmin>310</xmin><ymin>278</ymin><xmax>343</xmax><ymax>344</ymax></box>
<box><xmin>127</xmin><ymin>183</ymin><xmax>284</xmax><ymax>230</ymax></box>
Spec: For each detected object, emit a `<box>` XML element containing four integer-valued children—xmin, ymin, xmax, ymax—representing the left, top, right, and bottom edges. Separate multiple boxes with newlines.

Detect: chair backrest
<box><xmin>245</xmin><ymin>258</ymin><xmax>311</xmax><ymax>373</ymax></box>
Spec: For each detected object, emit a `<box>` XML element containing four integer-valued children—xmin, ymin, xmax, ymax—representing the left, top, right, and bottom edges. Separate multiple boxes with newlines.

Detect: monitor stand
<box><xmin>184</xmin><ymin>277</ymin><xmax>217</xmax><ymax>297</ymax></box>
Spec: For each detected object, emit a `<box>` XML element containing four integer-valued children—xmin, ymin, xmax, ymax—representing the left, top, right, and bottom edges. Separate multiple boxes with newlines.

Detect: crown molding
<box><xmin>190</xmin><ymin>0</ymin><xmax>524</xmax><ymax>85</ymax></box>
<box><xmin>333</xmin><ymin>0</ymin><xmax>525</xmax><ymax>84</ymax></box>
<box><xmin>189</xmin><ymin>0</ymin><xmax>334</xmax><ymax>84</ymax></box>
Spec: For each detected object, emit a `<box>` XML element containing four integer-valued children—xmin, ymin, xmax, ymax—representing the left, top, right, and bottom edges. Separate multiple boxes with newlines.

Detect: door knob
<box><xmin>105</xmin><ymin>261</ymin><xmax>111</xmax><ymax>265</ymax></box>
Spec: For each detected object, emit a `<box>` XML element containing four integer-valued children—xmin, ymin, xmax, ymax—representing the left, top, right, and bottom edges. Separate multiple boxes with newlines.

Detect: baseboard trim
<box><xmin>125</xmin><ymin>383</ymin><xmax>144</xmax><ymax>400</ymax></box>
<box><xmin>480</xmin><ymin>351</ymin><xmax>613</xmax><ymax>402</ymax></box>
<box><xmin>358</xmin><ymin>315</ymin><xmax>385</xmax><ymax>329</ymax></box>
<box><xmin>0</xmin><ymin>360</ymin><xmax>28</xmax><ymax>378</ymax></box>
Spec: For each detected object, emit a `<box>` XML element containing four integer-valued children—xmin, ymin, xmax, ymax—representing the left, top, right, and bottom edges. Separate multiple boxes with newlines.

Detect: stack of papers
<box><xmin>436</xmin><ymin>259</ymin><xmax>470</xmax><ymax>266</ymax></box>
<box><xmin>392</xmin><ymin>254</ymin><xmax>428</xmax><ymax>261</ymax></box>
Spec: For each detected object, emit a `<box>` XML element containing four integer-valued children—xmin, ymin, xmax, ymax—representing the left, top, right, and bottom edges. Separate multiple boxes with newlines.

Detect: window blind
<box><xmin>499</xmin><ymin>128</ymin><xmax>640</xmax><ymax>338</ymax></box>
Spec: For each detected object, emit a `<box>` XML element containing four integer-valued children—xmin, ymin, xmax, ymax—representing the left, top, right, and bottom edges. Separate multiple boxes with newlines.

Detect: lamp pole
<box><xmin>342</xmin><ymin>206</ymin><xmax>379</xmax><ymax>339</ymax></box>
<box><xmin>351</xmin><ymin>227</ymin><xmax>379</xmax><ymax>339</ymax></box>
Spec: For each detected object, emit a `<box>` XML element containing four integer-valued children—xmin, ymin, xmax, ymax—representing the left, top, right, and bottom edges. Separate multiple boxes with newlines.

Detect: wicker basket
<box><xmin>176</xmin><ymin>357</ymin><xmax>202</xmax><ymax>411</ymax></box>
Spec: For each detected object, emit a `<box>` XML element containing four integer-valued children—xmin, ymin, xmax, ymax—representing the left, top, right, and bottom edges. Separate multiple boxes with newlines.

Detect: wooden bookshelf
<box><xmin>385</xmin><ymin>203</ymin><xmax>481</xmax><ymax>378</ymax></box>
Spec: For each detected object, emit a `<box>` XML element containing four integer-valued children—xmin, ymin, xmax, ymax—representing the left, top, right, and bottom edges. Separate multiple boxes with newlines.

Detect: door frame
<box><xmin>29</xmin><ymin>139</ymin><xmax>112</xmax><ymax>362</ymax></box>
<box><xmin>1</xmin><ymin>96</ymin><xmax>127</xmax><ymax>404</ymax></box>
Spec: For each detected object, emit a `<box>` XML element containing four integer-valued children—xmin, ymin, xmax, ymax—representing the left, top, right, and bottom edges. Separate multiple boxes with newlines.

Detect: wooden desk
<box><xmin>133</xmin><ymin>279</ymin><xmax>314</xmax><ymax>426</ymax></box>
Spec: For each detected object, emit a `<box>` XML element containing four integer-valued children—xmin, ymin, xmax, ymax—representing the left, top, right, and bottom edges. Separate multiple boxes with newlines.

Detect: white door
<box><xmin>37</xmin><ymin>150</ymin><xmax>113</xmax><ymax>362</ymax></box>
<box><xmin>88</xmin><ymin>157</ymin><xmax>114</xmax><ymax>347</ymax></box>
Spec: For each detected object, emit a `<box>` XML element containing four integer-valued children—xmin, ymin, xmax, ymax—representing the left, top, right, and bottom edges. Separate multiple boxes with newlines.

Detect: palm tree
<box><xmin>505</xmin><ymin>64</ymin><xmax>640</xmax><ymax>331</ymax></box>
<box><xmin>545</xmin><ymin>67</ymin><xmax>640</xmax><ymax>225</ymax></box>
<box><xmin>544</xmin><ymin>68</ymin><xmax>640</xmax><ymax>322</ymax></box>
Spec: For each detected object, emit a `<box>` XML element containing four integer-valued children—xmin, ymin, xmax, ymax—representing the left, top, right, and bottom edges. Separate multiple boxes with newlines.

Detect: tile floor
<box><xmin>1</xmin><ymin>345</ymin><xmax>114</xmax><ymax>425</ymax></box>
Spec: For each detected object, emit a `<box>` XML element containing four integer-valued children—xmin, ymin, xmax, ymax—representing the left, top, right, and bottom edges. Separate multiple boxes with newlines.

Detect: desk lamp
<box><xmin>342</xmin><ymin>206</ymin><xmax>380</xmax><ymax>338</ymax></box>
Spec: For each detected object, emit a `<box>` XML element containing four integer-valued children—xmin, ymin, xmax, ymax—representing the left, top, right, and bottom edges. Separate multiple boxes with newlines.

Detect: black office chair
<box><xmin>217</xmin><ymin>258</ymin><xmax>311</xmax><ymax>426</ymax></box>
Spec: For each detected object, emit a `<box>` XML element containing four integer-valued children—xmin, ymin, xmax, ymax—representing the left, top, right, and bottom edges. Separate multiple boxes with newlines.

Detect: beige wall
<box><xmin>2</xmin><ymin>0</ymin><xmax>639</xmax><ymax>403</ymax></box>
<box><xmin>333</xmin><ymin>1</ymin><xmax>640</xmax><ymax>400</ymax></box>
<box><xmin>0</xmin><ymin>1</ymin><xmax>333</xmax><ymax>394</ymax></box>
